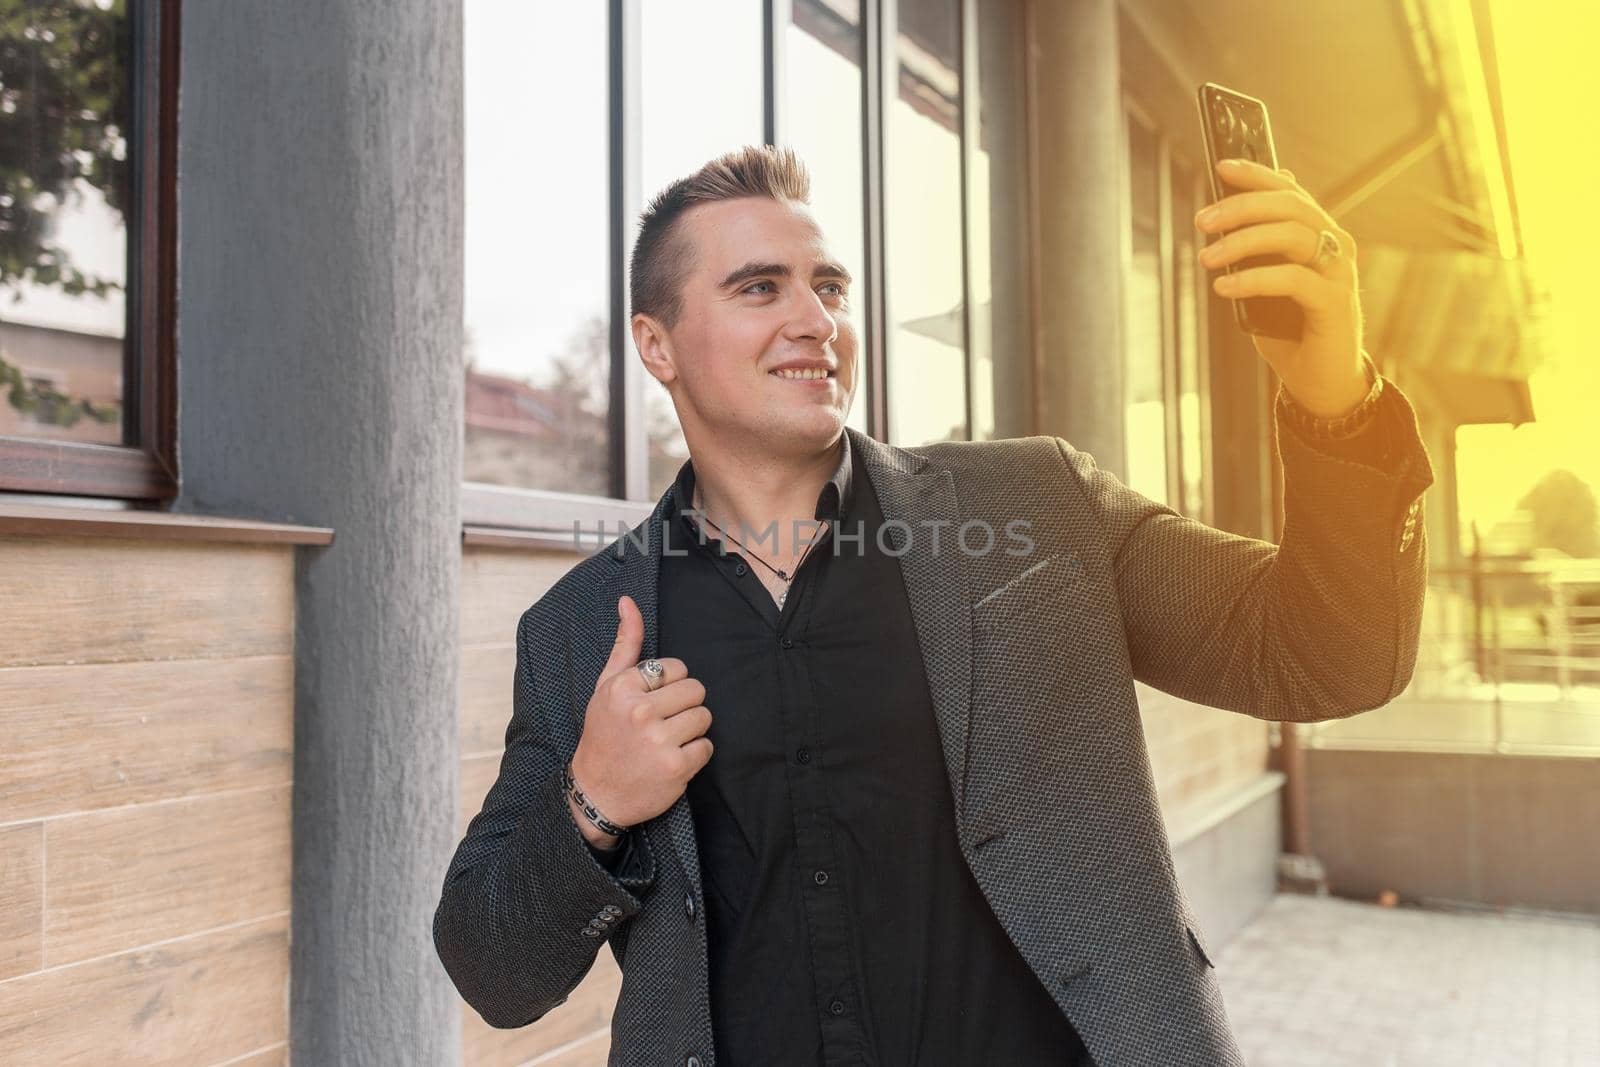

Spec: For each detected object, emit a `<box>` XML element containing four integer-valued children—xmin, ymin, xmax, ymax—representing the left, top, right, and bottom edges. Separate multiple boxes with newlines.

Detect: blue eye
<box><xmin>744</xmin><ymin>281</ymin><xmax>774</xmax><ymax>295</ymax></box>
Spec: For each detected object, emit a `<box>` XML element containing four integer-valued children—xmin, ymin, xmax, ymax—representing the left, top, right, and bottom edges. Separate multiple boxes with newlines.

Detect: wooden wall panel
<box><xmin>0</xmin><ymin>914</ymin><xmax>289</xmax><ymax>1066</ymax></box>
<box><xmin>0</xmin><ymin>823</ymin><xmax>43</xmax><ymax>981</ymax></box>
<box><xmin>44</xmin><ymin>784</ymin><xmax>292</xmax><ymax>968</ymax></box>
<box><xmin>0</xmin><ymin>534</ymin><xmax>296</xmax><ymax>1065</ymax></box>
<box><xmin>461</xmin><ymin>643</ymin><xmax>517</xmax><ymax>757</ymax></box>
<box><xmin>460</xmin><ymin>753</ymin><xmax>503</xmax><ymax>839</ymax></box>
<box><xmin>0</xmin><ymin>656</ymin><xmax>293</xmax><ymax>823</ymax></box>
<box><xmin>460</xmin><ymin>954</ymin><xmax>622</xmax><ymax>1067</ymax></box>
<box><xmin>0</xmin><ymin>535</ymin><xmax>293</xmax><ymax>668</ymax></box>
<box><xmin>520</xmin><ymin>1032</ymin><xmax>610</xmax><ymax>1067</ymax></box>
<box><xmin>459</xmin><ymin>547</ymin><xmax>583</xmax><ymax>648</ymax></box>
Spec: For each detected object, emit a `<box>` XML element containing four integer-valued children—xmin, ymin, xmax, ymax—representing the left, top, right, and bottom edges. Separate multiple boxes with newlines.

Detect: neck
<box><xmin>687</xmin><ymin>433</ymin><xmax>842</xmax><ymax>559</ymax></box>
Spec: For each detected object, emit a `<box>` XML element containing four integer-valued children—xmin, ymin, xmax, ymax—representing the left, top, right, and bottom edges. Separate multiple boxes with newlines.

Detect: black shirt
<box><xmin>599</xmin><ymin>432</ymin><xmax>1095</xmax><ymax>1066</ymax></box>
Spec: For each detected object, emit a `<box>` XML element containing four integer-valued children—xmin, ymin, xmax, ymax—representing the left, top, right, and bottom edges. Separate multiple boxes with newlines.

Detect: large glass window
<box><xmin>1122</xmin><ymin>107</ymin><xmax>1212</xmax><ymax>519</ymax></box>
<box><xmin>1123</xmin><ymin>114</ymin><xmax>1168</xmax><ymax>506</ymax></box>
<box><xmin>463</xmin><ymin>1</ymin><xmax>610</xmax><ymax>495</ymax></box>
<box><xmin>787</xmin><ymin>0</ymin><xmax>868</xmax><ymax>438</ymax></box>
<box><xmin>637</xmin><ymin>0</ymin><xmax>765</xmax><ymax>501</ymax></box>
<box><xmin>886</xmin><ymin>0</ymin><xmax>967</xmax><ymax>447</ymax></box>
<box><xmin>458</xmin><ymin>1</ymin><xmax>1032</xmax><ymax>524</ymax></box>
<box><xmin>0</xmin><ymin>0</ymin><xmax>133</xmax><ymax>448</ymax></box>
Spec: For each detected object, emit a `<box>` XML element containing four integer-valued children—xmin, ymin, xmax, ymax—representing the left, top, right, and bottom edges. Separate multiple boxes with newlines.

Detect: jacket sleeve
<box><xmin>432</xmin><ymin>605</ymin><xmax>658</xmax><ymax>1028</ymax></box>
<box><xmin>1054</xmin><ymin>372</ymin><xmax>1436</xmax><ymax>723</ymax></box>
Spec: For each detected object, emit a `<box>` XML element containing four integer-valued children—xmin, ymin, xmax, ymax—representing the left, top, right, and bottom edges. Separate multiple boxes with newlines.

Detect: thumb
<box><xmin>601</xmin><ymin>594</ymin><xmax>644</xmax><ymax>679</ymax></box>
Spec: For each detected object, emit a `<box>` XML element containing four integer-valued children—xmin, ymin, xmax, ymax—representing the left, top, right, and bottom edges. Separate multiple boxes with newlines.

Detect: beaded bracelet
<box><xmin>562</xmin><ymin>760</ymin><xmax>632</xmax><ymax>838</ymax></box>
<box><xmin>1278</xmin><ymin>352</ymin><xmax>1384</xmax><ymax>442</ymax></box>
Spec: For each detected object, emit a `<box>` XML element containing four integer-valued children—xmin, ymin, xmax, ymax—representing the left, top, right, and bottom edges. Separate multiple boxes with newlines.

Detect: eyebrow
<box><xmin>717</xmin><ymin>260</ymin><xmax>854</xmax><ymax>291</ymax></box>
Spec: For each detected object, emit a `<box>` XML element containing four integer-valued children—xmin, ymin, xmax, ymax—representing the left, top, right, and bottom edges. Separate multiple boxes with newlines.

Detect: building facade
<box><xmin>0</xmin><ymin>0</ymin><xmax>1534</xmax><ymax>1063</ymax></box>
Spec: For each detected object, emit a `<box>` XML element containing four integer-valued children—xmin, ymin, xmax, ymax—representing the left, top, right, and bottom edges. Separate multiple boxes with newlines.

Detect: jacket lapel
<box><xmin>849</xmin><ymin>428</ymin><xmax>975</xmax><ymax>823</ymax></box>
<box><xmin>595</xmin><ymin>427</ymin><xmax>974</xmax><ymax>901</ymax></box>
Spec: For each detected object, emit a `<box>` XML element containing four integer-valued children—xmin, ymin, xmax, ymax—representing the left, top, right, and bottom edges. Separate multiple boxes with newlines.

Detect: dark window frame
<box><xmin>0</xmin><ymin>0</ymin><xmax>182</xmax><ymax>502</ymax></box>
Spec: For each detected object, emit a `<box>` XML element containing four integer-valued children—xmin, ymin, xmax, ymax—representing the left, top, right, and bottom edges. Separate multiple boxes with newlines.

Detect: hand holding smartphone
<box><xmin>1196</xmin><ymin>82</ymin><xmax>1303</xmax><ymax>342</ymax></box>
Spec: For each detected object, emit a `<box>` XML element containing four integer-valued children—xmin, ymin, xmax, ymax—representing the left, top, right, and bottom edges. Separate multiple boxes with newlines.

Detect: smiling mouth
<box><xmin>769</xmin><ymin>368</ymin><xmax>836</xmax><ymax>381</ymax></box>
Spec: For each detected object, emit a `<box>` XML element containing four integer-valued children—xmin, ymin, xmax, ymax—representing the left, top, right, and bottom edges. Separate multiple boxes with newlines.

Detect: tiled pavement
<box><xmin>1214</xmin><ymin>893</ymin><xmax>1600</xmax><ymax>1066</ymax></box>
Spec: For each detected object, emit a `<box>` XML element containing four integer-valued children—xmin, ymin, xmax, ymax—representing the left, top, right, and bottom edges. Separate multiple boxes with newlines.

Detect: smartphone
<box><xmin>1196</xmin><ymin>82</ymin><xmax>1302</xmax><ymax>342</ymax></box>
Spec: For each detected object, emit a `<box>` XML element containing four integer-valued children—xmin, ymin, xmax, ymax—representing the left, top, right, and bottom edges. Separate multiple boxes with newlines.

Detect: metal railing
<box><xmin>1308</xmin><ymin>556</ymin><xmax>1600</xmax><ymax>755</ymax></box>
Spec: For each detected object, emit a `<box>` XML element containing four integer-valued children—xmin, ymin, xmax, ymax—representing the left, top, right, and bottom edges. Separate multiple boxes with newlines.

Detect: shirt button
<box><xmin>829</xmin><ymin>998</ymin><xmax>846</xmax><ymax>1016</ymax></box>
<box><xmin>781</xmin><ymin>637</ymin><xmax>794</xmax><ymax>649</ymax></box>
<box><xmin>735</xmin><ymin>563</ymin><xmax>746</xmax><ymax>575</ymax></box>
<box><xmin>796</xmin><ymin>747</ymin><xmax>811</xmax><ymax>764</ymax></box>
<box><xmin>684</xmin><ymin>891</ymin><xmax>696</xmax><ymax>921</ymax></box>
<box><xmin>813</xmin><ymin>869</ymin><xmax>829</xmax><ymax>885</ymax></box>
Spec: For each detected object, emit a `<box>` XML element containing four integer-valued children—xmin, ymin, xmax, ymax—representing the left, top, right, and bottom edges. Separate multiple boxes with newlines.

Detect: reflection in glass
<box><xmin>788</xmin><ymin>0</ymin><xmax>867</xmax><ymax>438</ymax></box>
<box><xmin>638</xmin><ymin>1</ymin><xmax>764</xmax><ymax>501</ymax></box>
<box><xmin>886</xmin><ymin>0</ymin><xmax>967</xmax><ymax>446</ymax></box>
<box><xmin>464</xmin><ymin>1</ymin><xmax>609</xmax><ymax>494</ymax></box>
<box><xmin>1123</xmin><ymin>116</ymin><xmax>1168</xmax><ymax>506</ymax></box>
<box><xmin>964</xmin><ymin>2</ymin><xmax>994</xmax><ymax>443</ymax></box>
<box><xmin>0</xmin><ymin>2</ymin><xmax>131</xmax><ymax>446</ymax></box>
<box><xmin>1171</xmin><ymin>159</ymin><xmax>1208</xmax><ymax>520</ymax></box>
<box><xmin>965</xmin><ymin>0</ymin><xmax>1030</xmax><ymax>441</ymax></box>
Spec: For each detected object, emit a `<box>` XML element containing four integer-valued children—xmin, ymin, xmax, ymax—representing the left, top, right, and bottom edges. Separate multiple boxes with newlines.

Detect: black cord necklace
<box><xmin>691</xmin><ymin>494</ymin><xmax>829</xmax><ymax>608</ymax></box>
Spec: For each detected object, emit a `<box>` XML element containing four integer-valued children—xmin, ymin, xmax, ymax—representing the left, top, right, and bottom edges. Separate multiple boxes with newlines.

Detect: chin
<box><xmin>752</xmin><ymin>407</ymin><xmax>845</xmax><ymax>448</ymax></box>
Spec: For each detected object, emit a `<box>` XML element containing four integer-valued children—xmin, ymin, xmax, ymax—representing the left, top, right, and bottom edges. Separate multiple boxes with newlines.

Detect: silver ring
<box><xmin>1306</xmin><ymin>228</ymin><xmax>1341</xmax><ymax>273</ymax></box>
<box><xmin>636</xmin><ymin>659</ymin><xmax>665</xmax><ymax>692</ymax></box>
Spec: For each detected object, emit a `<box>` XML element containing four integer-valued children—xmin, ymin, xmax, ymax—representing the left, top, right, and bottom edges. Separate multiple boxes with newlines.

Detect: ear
<box><xmin>631</xmin><ymin>313</ymin><xmax>678</xmax><ymax>385</ymax></box>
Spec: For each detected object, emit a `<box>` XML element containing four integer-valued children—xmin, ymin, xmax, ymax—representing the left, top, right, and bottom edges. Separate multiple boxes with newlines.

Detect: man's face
<box><xmin>634</xmin><ymin>197</ymin><xmax>858</xmax><ymax>455</ymax></box>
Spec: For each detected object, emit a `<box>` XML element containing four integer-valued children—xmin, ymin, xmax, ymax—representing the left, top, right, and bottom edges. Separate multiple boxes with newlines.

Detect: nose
<box><xmin>785</xmin><ymin>287</ymin><xmax>839</xmax><ymax>347</ymax></box>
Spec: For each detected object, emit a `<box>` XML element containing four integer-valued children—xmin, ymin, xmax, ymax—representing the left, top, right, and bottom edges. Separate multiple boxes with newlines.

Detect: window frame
<box><xmin>0</xmin><ymin>0</ymin><xmax>182</xmax><ymax>502</ymax></box>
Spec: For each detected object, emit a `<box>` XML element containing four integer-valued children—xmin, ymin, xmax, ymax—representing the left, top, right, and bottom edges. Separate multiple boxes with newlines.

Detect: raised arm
<box><xmin>1057</xmin><ymin>373</ymin><xmax>1434</xmax><ymax>723</ymax></box>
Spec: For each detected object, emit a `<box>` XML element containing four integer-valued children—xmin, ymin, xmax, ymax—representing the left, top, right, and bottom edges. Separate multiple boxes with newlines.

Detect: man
<box><xmin>434</xmin><ymin>145</ymin><xmax>1434</xmax><ymax>1066</ymax></box>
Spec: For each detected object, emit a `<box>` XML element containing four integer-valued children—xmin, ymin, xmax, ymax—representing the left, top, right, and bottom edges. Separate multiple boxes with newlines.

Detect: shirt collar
<box><xmin>669</xmin><ymin>431</ymin><xmax>855</xmax><ymax>536</ymax></box>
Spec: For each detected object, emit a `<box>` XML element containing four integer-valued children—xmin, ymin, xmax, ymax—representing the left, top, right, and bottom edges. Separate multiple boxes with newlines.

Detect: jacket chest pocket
<box><xmin>970</xmin><ymin>551</ymin><xmax>1096</xmax><ymax>633</ymax></box>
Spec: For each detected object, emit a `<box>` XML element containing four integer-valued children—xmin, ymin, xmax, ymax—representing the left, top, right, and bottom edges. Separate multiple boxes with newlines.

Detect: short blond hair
<box><xmin>629</xmin><ymin>144</ymin><xmax>812</xmax><ymax>329</ymax></box>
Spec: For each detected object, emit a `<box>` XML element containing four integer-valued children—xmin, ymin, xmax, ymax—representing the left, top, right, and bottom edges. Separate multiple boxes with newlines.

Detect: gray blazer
<box><xmin>434</xmin><ymin>384</ymin><xmax>1435</xmax><ymax>1066</ymax></box>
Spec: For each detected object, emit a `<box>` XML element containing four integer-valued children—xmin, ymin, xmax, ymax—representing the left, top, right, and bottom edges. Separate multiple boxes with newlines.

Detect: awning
<box><xmin>1424</xmin><ymin>369</ymin><xmax>1535</xmax><ymax>427</ymax></box>
<box><xmin>1357</xmin><ymin>246</ymin><xmax>1547</xmax><ymax>384</ymax></box>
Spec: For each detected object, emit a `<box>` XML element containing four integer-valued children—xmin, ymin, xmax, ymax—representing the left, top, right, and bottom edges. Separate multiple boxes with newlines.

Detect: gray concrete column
<box><xmin>1027</xmin><ymin>0</ymin><xmax>1126</xmax><ymax>472</ymax></box>
<box><xmin>173</xmin><ymin>2</ymin><xmax>463</xmax><ymax>1063</ymax></box>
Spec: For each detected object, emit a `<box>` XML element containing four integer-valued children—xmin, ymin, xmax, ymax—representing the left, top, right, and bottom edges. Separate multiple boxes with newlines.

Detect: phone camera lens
<box><xmin>1212</xmin><ymin>99</ymin><xmax>1238</xmax><ymax>143</ymax></box>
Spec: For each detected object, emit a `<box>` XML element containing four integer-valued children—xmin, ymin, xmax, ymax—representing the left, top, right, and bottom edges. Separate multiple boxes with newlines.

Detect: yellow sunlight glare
<box><xmin>1454</xmin><ymin>1</ymin><xmax>1600</xmax><ymax>549</ymax></box>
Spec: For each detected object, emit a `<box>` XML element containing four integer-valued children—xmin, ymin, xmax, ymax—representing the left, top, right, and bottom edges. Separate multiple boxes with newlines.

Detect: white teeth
<box><xmin>771</xmin><ymin>368</ymin><xmax>831</xmax><ymax>380</ymax></box>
